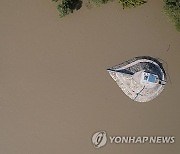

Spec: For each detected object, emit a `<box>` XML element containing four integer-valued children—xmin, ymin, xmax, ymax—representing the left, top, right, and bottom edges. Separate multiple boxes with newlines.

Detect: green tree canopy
<box><xmin>118</xmin><ymin>0</ymin><xmax>146</xmax><ymax>9</ymax></box>
<box><xmin>163</xmin><ymin>0</ymin><xmax>180</xmax><ymax>31</ymax></box>
<box><xmin>53</xmin><ymin>0</ymin><xmax>82</xmax><ymax>17</ymax></box>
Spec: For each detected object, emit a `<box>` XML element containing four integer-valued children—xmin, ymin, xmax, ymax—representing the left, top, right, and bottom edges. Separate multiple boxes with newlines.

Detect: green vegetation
<box><xmin>52</xmin><ymin>0</ymin><xmax>180</xmax><ymax>33</ymax></box>
<box><xmin>52</xmin><ymin>0</ymin><xmax>147</xmax><ymax>17</ymax></box>
<box><xmin>118</xmin><ymin>0</ymin><xmax>146</xmax><ymax>9</ymax></box>
<box><xmin>163</xmin><ymin>0</ymin><xmax>180</xmax><ymax>31</ymax></box>
<box><xmin>90</xmin><ymin>0</ymin><xmax>109</xmax><ymax>6</ymax></box>
<box><xmin>52</xmin><ymin>0</ymin><xmax>82</xmax><ymax>17</ymax></box>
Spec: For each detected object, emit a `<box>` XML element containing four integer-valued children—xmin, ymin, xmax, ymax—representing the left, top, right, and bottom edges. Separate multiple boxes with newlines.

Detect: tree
<box><xmin>90</xmin><ymin>0</ymin><xmax>109</xmax><ymax>6</ymax></box>
<box><xmin>53</xmin><ymin>0</ymin><xmax>82</xmax><ymax>17</ymax></box>
<box><xmin>118</xmin><ymin>0</ymin><xmax>146</xmax><ymax>9</ymax></box>
<box><xmin>163</xmin><ymin>0</ymin><xmax>180</xmax><ymax>31</ymax></box>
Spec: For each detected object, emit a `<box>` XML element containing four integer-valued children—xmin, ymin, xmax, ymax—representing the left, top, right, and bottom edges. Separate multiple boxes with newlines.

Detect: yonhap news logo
<box><xmin>91</xmin><ymin>131</ymin><xmax>175</xmax><ymax>148</ymax></box>
<box><xmin>92</xmin><ymin>131</ymin><xmax>107</xmax><ymax>148</ymax></box>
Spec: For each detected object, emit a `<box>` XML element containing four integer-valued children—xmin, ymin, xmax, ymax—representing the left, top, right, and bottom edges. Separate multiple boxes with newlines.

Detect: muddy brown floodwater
<box><xmin>0</xmin><ymin>0</ymin><xmax>180</xmax><ymax>153</ymax></box>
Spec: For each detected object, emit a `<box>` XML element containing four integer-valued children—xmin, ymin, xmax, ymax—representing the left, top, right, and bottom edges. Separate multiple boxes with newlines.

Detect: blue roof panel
<box><xmin>148</xmin><ymin>74</ymin><xmax>156</xmax><ymax>83</ymax></box>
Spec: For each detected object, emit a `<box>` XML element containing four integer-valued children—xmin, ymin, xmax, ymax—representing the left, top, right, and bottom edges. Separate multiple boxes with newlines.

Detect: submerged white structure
<box><xmin>107</xmin><ymin>56</ymin><xmax>167</xmax><ymax>102</ymax></box>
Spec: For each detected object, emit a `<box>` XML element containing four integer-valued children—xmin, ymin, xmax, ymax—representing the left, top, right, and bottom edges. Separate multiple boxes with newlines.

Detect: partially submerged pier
<box><xmin>107</xmin><ymin>56</ymin><xmax>167</xmax><ymax>102</ymax></box>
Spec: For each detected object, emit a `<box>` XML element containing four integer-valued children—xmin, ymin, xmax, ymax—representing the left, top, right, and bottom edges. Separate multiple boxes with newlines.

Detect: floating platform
<box><xmin>107</xmin><ymin>56</ymin><xmax>167</xmax><ymax>102</ymax></box>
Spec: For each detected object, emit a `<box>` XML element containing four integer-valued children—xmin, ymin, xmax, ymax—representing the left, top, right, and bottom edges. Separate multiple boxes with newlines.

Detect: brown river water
<box><xmin>0</xmin><ymin>0</ymin><xmax>180</xmax><ymax>153</ymax></box>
